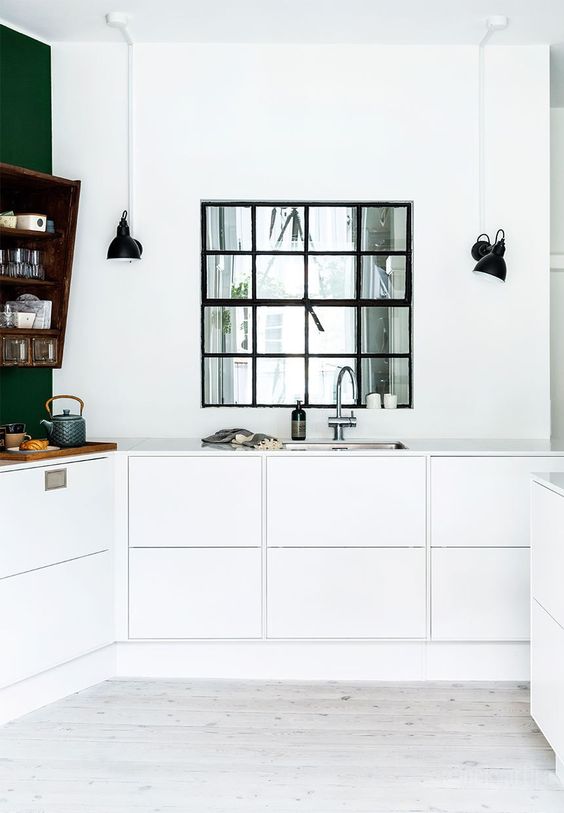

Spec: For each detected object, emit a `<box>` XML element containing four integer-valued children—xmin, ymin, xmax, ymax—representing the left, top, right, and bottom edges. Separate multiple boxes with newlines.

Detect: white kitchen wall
<box><xmin>52</xmin><ymin>44</ymin><xmax>550</xmax><ymax>439</ymax></box>
<box><xmin>551</xmin><ymin>108</ymin><xmax>564</xmax><ymax>438</ymax></box>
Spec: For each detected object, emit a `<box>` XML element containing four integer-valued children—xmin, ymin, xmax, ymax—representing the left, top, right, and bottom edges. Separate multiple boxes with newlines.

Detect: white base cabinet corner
<box><xmin>0</xmin><ymin>455</ymin><xmax>114</xmax><ymax>691</ymax></box>
<box><xmin>531</xmin><ymin>478</ymin><xmax>564</xmax><ymax>772</ymax></box>
<box><xmin>129</xmin><ymin>548</ymin><xmax>262</xmax><ymax>639</ymax></box>
<box><xmin>531</xmin><ymin>480</ymin><xmax>564</xmax><ymax>624</ymax></box>
<box><xmin>267</xmin><ymin>548</ymin><xmax>426</xmax><ymax>639</ymax></box>
<box><xmin>531</xmin><ymin>600</ymin><xmax>564</xmax><ymax>765</ymax></box>
<box><xmin>431</xmin><ymin>547</ymin><xmax>530</xmax><ymax>640</ymax></box>
<box><xmin>0</xmin><ymin>551</ymin><xmax>113</xmax><ymax>688</ymax></box>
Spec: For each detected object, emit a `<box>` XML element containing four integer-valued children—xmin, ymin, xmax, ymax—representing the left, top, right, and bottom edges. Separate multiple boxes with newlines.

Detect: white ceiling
<box><xmin>1</xmin><ymin>0</ymin><xmax>564</xmax><ymax>102</ymax></box>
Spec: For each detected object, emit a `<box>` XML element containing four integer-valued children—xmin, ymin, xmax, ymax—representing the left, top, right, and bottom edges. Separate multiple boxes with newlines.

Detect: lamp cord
<box><xmin>478</xmin><ymin>25</ymin><xmax>494</xmax><ymax>235</ymax></box>
<box><xmin>127</xmin><ymin>42</ymin><xmax>134</xmax><ymax>234</ymax></box>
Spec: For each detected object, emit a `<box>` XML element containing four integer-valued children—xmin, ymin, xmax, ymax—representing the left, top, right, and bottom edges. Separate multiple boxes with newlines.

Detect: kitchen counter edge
<box><xmin>4</xmin><ymin>438</ymin><xmax>564</xmax><ymax>471</ymax></box>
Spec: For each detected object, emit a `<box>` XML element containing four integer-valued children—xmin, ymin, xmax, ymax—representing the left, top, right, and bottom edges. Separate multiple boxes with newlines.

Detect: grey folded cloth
<box><xmin>202</xmin><ymin>428</ymin><xmax>251</xmax><ymax>444</ymax></box>
<box><xmin>202</xmin><ymin>428</ymin><xmax>282</xmax><ymax>450</ymax></box>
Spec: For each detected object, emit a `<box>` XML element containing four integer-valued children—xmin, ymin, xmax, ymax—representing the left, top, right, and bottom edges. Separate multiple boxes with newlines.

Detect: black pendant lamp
<box><xmin>471</xmin><ymin>229</ymin><xmax>506</xmax><ymax>282</ymax></box>
<box><xmin>107</xmin><ymin>210</ymin><xmax>143</xmax><ymax>261</ymax></box>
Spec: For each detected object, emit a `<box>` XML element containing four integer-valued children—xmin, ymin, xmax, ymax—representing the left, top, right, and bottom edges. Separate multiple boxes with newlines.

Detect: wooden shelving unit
<box><xmin>0</xmin><ymin>163</ymin><xmax>81</xmax><ymax>368</ymax></box>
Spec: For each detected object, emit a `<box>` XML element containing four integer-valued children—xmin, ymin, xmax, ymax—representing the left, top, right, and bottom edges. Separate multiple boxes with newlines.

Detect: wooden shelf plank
<box><xmin>0</xmin><ymin>226</ymin><xmax>62</xmax><ymax>240</ymax></box>
<box><xmin>0</xmin><ymin>275</ymin><xmax>58</xmax><ymax>287</ymax></box>
<box><xmin>0</xmin><ymin>328</ymin><xmax>58</xmax><ymax>336</ymax></box>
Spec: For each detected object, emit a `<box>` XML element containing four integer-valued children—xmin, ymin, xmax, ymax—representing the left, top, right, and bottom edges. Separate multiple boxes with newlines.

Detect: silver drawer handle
<box><xmin>45</xmin><ymin>468</ymin><xmax>67</xmax><ymax>491</ymax></box>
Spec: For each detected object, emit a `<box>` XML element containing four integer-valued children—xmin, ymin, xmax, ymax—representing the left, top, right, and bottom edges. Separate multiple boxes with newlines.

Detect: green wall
<box><xmin>0</xmin><ymin>25</ymin><xmax>53</xmax><ymax>436</ymax></box>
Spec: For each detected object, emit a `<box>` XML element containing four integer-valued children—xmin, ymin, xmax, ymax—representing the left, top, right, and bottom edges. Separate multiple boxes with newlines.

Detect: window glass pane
<box><xmin>361</xmin><ymin>206</ymin><xmax>407</xmax><ymax>251</ymax></box>
<box><xmin>361</xmin><ymin>307</ymin><xmax>409</xmax><ymax>354</ymax></box>
<box><xmin>308</xmin><ymin>307</ymin><xmax>356</xmax><ymax>354</ymax></box>
<box><xmin>256</xmin><ymin>206</ymin><xmax>305</xmax><ymax>251</ymax></box>
<box><xmin>309</xmin><ymin>358</ymin><xmax>356</xmax><ymax>405</ymax></box>
<box><xmin>361</xmin><ymin>256</ymin><xmax>406</xmax><ymax>299</ymax></box>
<box><xmin>202</xmin><ymin>203</ymin><xmax>412</xmax><ymax>409</ymax></box>
<box><xmin>206</xmin><ymin>255</ymin><xmax>251</xmax><ymax>299</ymax></box>
<box><xmin>308</xmin><ymin>206</ymin><xmax>357</xmax><ymax>251</ymax></box>
<box><xmin>204</xmin><ymin>357</ymin><xmax>253</xmax><ymax>405</ymax></box>
<box><xmin>204</xmin><ymin>306</ymin><xmax>252</xmax><ymax>353</ymax></box>
<box><xmin>256</xmin><ymin>256</ymin><xmax>304</xmax><ymax>299</ymax></box>
<box><xmin>206</xmin><ymin>206</ymin><xmax>251</xmax><ymax>250</ymax></box>
<box><xmin>308</xmin><ymin>256</ymin><xmax>356</xmax><ymax>299</ymax></box>
<box><xmin>256</xmin><ymin>358</ymin><xmax>304</xmax><ymax>405</ymax></box>
<box><xmin>361</xmin><ymin>358</ymin><xmax>410</xmax><ymax>405</ymax></box>
<box><xmin>257</xmin><ymin>307</ymin><xmax>304</xmax><ymax>353</ymax></box>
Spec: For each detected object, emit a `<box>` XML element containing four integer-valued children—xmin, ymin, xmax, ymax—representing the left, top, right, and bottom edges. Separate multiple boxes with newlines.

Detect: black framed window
<box><xmin>201</xmin><ymin>201</ymin><xmax>413</xmax><ymax>408</ymax></box>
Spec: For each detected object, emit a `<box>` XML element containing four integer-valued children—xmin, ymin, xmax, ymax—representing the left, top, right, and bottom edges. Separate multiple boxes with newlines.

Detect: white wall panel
<box><xmin>52</xmin><ymin>44</ymin><xmax>550</xmax><ymax>439</ymax></box>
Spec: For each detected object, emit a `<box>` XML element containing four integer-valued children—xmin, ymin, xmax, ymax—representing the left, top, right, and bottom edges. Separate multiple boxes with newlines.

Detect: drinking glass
<box><xmin>8</xmin><ymin>248</ymin><xmax>25</xmax><ymax>278</ymax></box>
<box><xmin>29</xmin><ymin>250</ymin><xmax>44</xmax><ymax>279</ymax></box>
<box><xmin>21</xmin><ymin>248</ymin><xmax>32</xmax><ymax>278</ymax></box>
<box><xmin>0</xmin><ymin>248</ymin><xmax>7</xmax><ymax>276</ymax></box>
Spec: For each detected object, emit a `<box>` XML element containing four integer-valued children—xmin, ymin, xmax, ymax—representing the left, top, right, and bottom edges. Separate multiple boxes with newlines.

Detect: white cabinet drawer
<box><xmin>129</xmin><ymin>548</ymin><xmax>261</xmax><ymax>639</ymax></box>
<box><xmin>267</xmin><ymin>457</ymin><xmax>426</xmax><ymax>548</ymax></box>
<box><xmin>267</xmin><ymin>548</ymin><xmax>426</xmax><ymax>639</ymax></box>
<box><xmin>0</xmin><ymin>551</ymin><xmax>113</xmax><ymax>688</ymax></box>
<box><xmin>431</xmin><ymin>457</ymin><xmax>564</xmax><ymax>547</ymax></box>
<box><xmin>531</xmin><ymin>600</ymin><xmax>564</xmax><ymax>762</ymax></box>
<box><xmin>0</xmin><ymin>457</ymin><xmax>113</xmax><ymax>579</ymax></box>
<box><xmin>431</xmin><ymin>548</ymin><xmax>530</xmax><ymax>640</ymax></box>
<box><xmin>129</xmin><ymin>457</ymin><xmax>262</xmax><ymax>548</ymax></box>
<box><xmin>531</xmin><ymin>482</ymin><xmax>564</xmax><ymax>626</ymax></box>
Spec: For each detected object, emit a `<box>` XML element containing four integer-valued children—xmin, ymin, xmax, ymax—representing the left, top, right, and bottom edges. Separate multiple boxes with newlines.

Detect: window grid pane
<box><xmin>202</xmin><ymin>202</ymin><xmax>412</xmax><ymax>407</ymax></box>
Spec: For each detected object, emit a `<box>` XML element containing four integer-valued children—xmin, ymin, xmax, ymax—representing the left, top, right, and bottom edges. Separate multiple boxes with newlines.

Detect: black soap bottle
<box><xmin>291</xmin><ymin>400</ymin><xmax>306</xmax><ymax>440</ymax></box>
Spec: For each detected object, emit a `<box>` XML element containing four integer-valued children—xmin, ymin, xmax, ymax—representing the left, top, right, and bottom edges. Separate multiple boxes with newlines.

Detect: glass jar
<box><xmin>2</xmin><ymin>336</ymin><xmax>30</xmax><ymax>365</ymax></box>
<box><xmin>32</xmin><ymin>337</ymin><xmax>57</xmax><ymax>365</ymax></box>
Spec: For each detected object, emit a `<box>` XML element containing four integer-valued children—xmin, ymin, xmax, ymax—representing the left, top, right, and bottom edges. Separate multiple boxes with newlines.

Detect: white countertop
<box><xmin>124</xmin><ymin>437</ymin><xmax>564</xmax><ymax>455</ymax></box>
<box><xmin>531</xmin><ymin>472</ymin><xmax>564</xmax><ymax>497</ymax></box>
<box><xmin>3</xmin><ymin>437</ymin><xmax>564</xmax><ymax>471</ymax></box>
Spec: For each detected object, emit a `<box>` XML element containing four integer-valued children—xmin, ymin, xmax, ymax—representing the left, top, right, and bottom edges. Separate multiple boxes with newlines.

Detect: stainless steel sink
<box><xmin>284</xmin><ymin>441</ymin><xmax>407</xmax><ymax>451</ymax></box>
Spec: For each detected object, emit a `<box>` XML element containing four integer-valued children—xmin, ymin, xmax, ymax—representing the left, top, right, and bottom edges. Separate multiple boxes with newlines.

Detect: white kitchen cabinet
<box><xmin>531</xmin><ymin>481</ymin><xmax>564</xmax><ymax>624</ymax></box>
<box><xmin>0</xmin><ymin>551</ymin><xmax>113</xmax><ymax>688</ymax></box>
<box><xmin>0</xmin><ymin>457</ymin><xmax>113</xmax><ymax>579</ymax></box>
<box><xmin>267</xmin><ymin>456</ymin><xmax>426</xmax><ymax>548</ymax></box>
<box><xmin>431</xmin><ymin>548</ymin><xmax>529</xmax><ymax>640</ymax></box>
<box><xmin>267</xmin><ymin>548</ymin><xmax>426</xmax><ymax>638</ymax></box>
<box><xmin>530</xmin><ymin>476</ymin><xmax>564</xmax><ymax>774</ymax></box>
<box><xmin>431</xmin><ymin>456</ymin><xmax>564</xmax><ymax>547</ymax></box>
<box><xmin>129</xmin><ymin>456</ymin><xmax>262</xmax><ymax>548</ymax></box>
<box><xmin>531</xmin><ymin>600</ymin><xmax>564</xmax><ymax>765</ymax></box>
<box><xmin>129</xmin><ymin>548</ymin><xmax>261</xmax><ymax>638</ymax></box>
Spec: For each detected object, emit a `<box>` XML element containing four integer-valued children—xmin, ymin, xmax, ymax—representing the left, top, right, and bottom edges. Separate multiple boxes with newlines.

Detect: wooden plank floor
<box><xmin>0</xmin><ymin>680</ymin><xmax>563</xmax><ymax>812</ymax></box>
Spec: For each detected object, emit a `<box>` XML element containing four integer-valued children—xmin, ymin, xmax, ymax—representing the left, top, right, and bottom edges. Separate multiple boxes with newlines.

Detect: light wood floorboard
<box><xmin>0</xmin><ymin>680</ymin><xmax>563</xmax><ymax>812</ymax></box>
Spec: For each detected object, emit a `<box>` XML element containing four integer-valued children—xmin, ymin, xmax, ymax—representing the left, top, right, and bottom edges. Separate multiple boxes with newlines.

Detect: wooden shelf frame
<box><xmin>0</xmin><ymin>328</ymin><xmax>58</xmax><ymax>336</ymax></box>
<box><xmin>0</xmin><ymin>275</ymin><xmax>57</xmax><ymax>287</ymax></box>
<box><xmin>0</xmin><ymin>226</ymin><xmax>63</xmax><ymax>240</ymax></box>
<box><xmin>0</xmin><ymin>163</ymin><xmax>81</xmax><ymax>368</ymax></box>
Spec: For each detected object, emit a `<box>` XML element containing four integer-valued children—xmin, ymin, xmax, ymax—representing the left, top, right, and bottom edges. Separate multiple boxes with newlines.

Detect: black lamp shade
<box><xmin>107</xmin><ymin>211</ymin><xmax>142</xmax><ymax>261</ymax></box>
<box><xmin>472</xmin><ymin>229</ymin><xmax>506</xmax><ymax>282</ymax></box>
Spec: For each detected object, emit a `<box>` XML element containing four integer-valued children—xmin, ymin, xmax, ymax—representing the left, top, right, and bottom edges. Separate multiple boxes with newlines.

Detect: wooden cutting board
<box><xmin>0</xmin><ymin>441</ymin><xmax>117</xmax><ymax>462</ymax></box>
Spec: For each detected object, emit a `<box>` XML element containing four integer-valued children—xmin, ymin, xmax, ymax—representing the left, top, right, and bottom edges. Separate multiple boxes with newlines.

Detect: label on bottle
<box><xmin>291</xmin><ymin>420</ymin><xmax>306</xmax><ymax>440</ymax></box>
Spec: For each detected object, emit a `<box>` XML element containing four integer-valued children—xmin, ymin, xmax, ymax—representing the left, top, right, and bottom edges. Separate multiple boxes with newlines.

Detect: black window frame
<box><xmin>201</xmin><ymin>200</ymin><xmax>413</xmax><ymax>408</ymax></box>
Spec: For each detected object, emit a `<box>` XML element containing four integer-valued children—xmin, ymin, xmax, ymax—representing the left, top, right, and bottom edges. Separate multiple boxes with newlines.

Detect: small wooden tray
<box><xmin>0</xmin><ymin>441</ymin><xmax>117</xmax><ymax>462</ymax></box>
